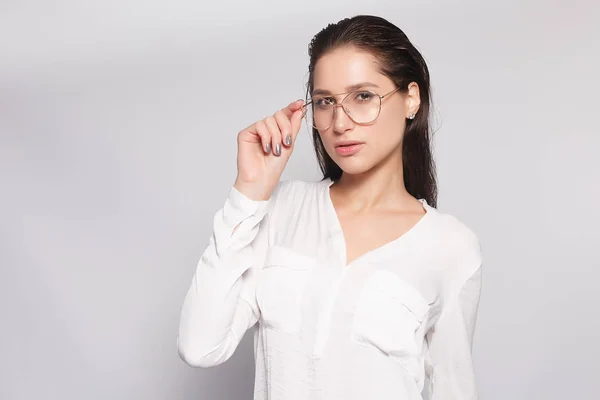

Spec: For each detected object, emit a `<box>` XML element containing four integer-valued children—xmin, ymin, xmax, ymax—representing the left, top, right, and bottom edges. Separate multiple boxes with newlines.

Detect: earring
<box><xmin>408</xmin><ymin>113</ymin><xmax>416</xmax><ymax>120</ymax></box>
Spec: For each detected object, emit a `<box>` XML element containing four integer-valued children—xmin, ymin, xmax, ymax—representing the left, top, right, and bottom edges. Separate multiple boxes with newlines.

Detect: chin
<box><xmin>332</xmin><ymin>156</ymin><xmax>374</xmax><ymax>176</ymax></box>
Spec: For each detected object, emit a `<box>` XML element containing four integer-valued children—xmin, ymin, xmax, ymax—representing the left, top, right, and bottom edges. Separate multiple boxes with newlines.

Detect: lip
<box><xmin>334</xmin><ymin>140</ymin><xmax>364</xmax><ymax>156</ymax></box>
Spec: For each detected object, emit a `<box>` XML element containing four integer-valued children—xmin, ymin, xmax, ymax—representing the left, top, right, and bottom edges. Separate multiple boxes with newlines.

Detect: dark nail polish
<box><xmin>275</xmin><ymin>143</ymin><xmax>281</xmax><ymax>155</ymax></box>
<box><xmin>265</xmin><ymin>143</ymin><xmax>271</xmax><ymax>153</ymax></box>
<box><xmin>285</xmin><ymin>135</ymin><xmax>292</xmax><ymax>146</ymax></box>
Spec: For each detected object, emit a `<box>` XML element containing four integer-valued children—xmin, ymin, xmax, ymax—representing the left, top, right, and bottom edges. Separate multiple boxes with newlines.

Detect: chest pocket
<box><xmin>256</xmin><ymin>246</ymin><xmax>317</xmax><ymax>333</ymax></box>
<box><xmin>351</xmin><ymin>269</ymin><xmax>431</xmax><ymax>378</ymax></box>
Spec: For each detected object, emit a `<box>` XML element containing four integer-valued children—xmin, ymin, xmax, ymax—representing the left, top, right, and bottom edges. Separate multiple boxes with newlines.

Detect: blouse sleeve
<box><xmin>424</xmin><ymin>263</ymin><xmax>483</xmax><ymax>400</ymax></box>
<box><xmin>177</xmin><ymin>184</ymin><xmax>280</xmax><ymax>368</ymax></box>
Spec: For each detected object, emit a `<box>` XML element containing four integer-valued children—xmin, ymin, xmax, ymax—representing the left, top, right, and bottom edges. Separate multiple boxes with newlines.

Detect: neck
<box><xmin>333</xmin><ymin>151</ymin><xmax>413</xmax><ymax>211</ymax></box>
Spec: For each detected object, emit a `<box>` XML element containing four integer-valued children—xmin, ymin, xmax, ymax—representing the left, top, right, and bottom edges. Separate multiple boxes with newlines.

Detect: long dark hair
<box><xmin>306</xmin><ymin>15</ymin><xmax>438</xmax><ymax>207</ymax></box>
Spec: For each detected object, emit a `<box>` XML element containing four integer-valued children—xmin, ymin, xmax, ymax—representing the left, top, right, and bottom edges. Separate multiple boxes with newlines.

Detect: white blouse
<box><xmin>178</xmin><ymin>178</ymin><xmax>483</xmax><ymax>400</ymax></box>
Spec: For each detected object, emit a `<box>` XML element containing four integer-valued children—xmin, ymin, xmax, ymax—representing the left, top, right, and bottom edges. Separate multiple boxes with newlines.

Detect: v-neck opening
<box><xmin>321</xmin><ymin>178</ymin><xmax>433</xmax><ymax>268</ymax></box>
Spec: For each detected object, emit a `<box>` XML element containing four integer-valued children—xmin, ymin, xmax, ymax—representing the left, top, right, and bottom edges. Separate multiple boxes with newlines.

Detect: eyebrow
<box><xmin>312</xmin><ymin>82</ymin><xmax>380</xmax><ymax>96</ymax></box>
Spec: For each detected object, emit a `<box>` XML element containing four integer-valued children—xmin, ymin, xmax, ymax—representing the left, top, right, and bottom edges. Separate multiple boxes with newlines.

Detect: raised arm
<box><xmin>177</xmin><ymin>185</ymin><xmax>274</xmax><ymax>367</ymax></box>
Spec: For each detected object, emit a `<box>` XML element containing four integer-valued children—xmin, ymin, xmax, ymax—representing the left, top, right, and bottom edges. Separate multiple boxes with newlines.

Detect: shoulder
<box><xmin>270</xmin><ymin>178</ymin><xmax>326</xmax><ymax>206</ymax></box>
<box><xmin>274</xmin><ymin>178</ymin><xmax>325</xmax><ymax>193</ymax></box>
<box><xmin>426</xmin><ymin>207</ymin><xmax>483</xmax><ymax>280</ymax></box>
<box><xmin>263</xmin><ymin>179</ymin><xmax>326</xmax><ymax>237</ymax></box>
<box><xmin>435</xmin><ymin>211</ymin><xmax>481</xmax><ymax>254</ymax></box>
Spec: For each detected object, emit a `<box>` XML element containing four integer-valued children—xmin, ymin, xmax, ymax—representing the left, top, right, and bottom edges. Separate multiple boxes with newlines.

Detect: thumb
<box><xmin>290</xmin><ymin>108</ymin><xmax>305</xmax><ymax>139</ymax></box>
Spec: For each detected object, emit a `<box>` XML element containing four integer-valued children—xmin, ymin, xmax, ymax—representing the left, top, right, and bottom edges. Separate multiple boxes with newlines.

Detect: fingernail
<box><xmin>275</xmin><ymin>143</ymin><xmax>281</xmax><ymax>155</ymax></box>
<box><xmin>285</xmin><ymin>135</ymin><xmax>292</xmax><ymax>146</ymax></box>
<box><xmin>265</xmin><ymin>143</ymin><xmax>271</xmax><ymax>153</ymax></box>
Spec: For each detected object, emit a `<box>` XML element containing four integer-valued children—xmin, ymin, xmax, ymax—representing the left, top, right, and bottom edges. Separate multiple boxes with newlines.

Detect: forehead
<box><xmin>312</xmin><ymin>46</ymin><xmax>390</xmax><ymax>93</ymax></box>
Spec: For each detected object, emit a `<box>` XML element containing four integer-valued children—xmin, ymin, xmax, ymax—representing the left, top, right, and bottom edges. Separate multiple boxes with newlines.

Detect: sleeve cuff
<box><xmin>222</xmin><ymin>186</ymin><xmax>271</xmax><ymax>229</ymax></box>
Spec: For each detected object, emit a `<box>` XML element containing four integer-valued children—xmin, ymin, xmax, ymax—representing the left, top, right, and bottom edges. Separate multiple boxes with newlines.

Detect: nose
<box><xmin>332</xmin><ymin>104</ymin><xmax>354</xmax><ymax>134</ymax></box>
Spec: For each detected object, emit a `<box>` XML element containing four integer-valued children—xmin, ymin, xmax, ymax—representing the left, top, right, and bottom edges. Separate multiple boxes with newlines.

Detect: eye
<box><xmin>354</xmin><ymin>91</ymin><xmax>375</xmax><ymax>102</ymax></box>
<box><xmin>314</xmin><ymin>96</ymin><xmax>335</xmax><ymax>107</ymax></box>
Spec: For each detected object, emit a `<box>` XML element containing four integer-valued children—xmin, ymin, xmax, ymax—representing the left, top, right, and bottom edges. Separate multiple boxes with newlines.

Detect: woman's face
<box><xmin>311</xmin><ymin>46</ymin><xmax>420</xmax><ymax>176</ymax></box>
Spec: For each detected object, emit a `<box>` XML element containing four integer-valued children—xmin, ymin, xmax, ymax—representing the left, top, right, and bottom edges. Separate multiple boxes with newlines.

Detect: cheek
<box><xmin>368</xmin><ymin>116</ymin><xmax>406</xmax><ymax>148</ymax></box>
<box><xmin>317</xmin><ymin>130</ymin><xmax>334</xmax><ymax>149</ymax></box>
<box><xmin>378</xmin><ymin>101</ymin><xmax>407</xmax><ymax>136</ymax></box>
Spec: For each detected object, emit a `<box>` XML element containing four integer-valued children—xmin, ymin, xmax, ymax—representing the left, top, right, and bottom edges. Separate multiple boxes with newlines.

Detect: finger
<box><xmin>255</xmin><ymin>120</ymin><xmax>273</xmax><ymax>154</ymax></box>
<box><xmin>238</xmin><ymin>122</ymin><xmax>261</xmax><ymax>147</ymax></box>
<box><xmin>280</xmin><ymin>99</ymin><xmax>305</xmax><ymax>119</ymax></box>
<box><xmin>274</xmin><ymin>110</ymin><xmax>293</xmax><ymax>147</ymax></box>
<box><xmin>264</xmin><ymin>116</ymin><xmax>283</xmax><ymax>156</ymax></box>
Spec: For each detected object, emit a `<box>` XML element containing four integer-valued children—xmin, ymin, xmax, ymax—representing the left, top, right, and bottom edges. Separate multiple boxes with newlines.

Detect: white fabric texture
<box><xmin>178</xmin><ymin>179</ymin><xmax>483</xmax><ymax>400</ymax></box>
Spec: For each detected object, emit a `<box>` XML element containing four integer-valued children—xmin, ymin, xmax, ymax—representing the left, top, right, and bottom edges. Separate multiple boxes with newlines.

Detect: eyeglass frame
<box><xmin>301</xmin><ymin>86</ymin><xmax>403</xmax><ymax>130</ymax></box>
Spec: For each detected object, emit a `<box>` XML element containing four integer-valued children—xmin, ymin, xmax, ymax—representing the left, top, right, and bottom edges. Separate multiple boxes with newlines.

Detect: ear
<box><xmin>405</xmin><ymin>81</ymin><xmax>421</xmax><ymax>117</ymax></box>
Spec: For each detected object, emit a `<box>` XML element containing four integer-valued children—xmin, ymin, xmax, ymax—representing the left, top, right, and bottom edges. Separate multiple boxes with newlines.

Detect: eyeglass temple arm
<box><xmin>381</xmin><ymin>86</ymin><xmax>402</xmax><ymax>99</ymax></box>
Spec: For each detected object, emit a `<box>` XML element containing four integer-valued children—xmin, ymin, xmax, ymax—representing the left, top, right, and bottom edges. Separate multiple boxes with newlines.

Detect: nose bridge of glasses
<box><xmin>332</xmin><ymin>101</ymin><xmax>352</xmax><ymax>118</ymax></box>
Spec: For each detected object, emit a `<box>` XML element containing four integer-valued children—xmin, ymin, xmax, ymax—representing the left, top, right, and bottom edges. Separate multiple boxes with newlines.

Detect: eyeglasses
<box><xmin>302</xmin><ymin>87</ymin><xmax>401</xmax><ymax>131</ymax></box>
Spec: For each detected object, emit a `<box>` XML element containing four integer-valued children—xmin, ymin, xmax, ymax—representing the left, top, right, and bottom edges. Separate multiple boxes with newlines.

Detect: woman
<box><xmin>178</xmin><ymin>15</ymin><xmax>483</xmax><ymax>400</ymax></box>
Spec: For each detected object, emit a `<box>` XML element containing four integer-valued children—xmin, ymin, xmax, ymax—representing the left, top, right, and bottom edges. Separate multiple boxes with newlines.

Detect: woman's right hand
<box><xmin>233</xmin><ymin>99</ymin><xmax>305</xmax><ymax>201</ymax></box>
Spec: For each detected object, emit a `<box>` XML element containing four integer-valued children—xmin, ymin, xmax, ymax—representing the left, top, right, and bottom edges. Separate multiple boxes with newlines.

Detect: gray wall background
<box><xmin>1</xmin><ymin>0</ymin><xmax>599</xmax><ymax>399</ymax></box>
